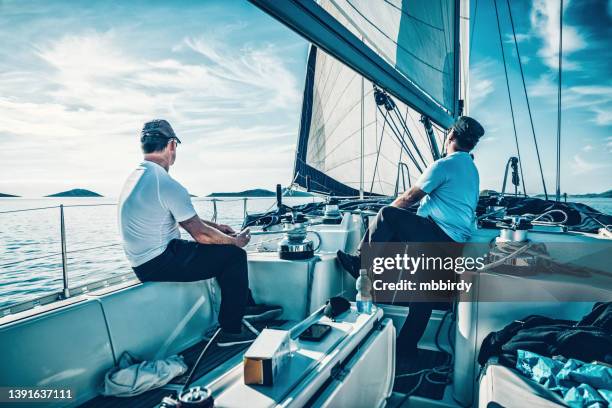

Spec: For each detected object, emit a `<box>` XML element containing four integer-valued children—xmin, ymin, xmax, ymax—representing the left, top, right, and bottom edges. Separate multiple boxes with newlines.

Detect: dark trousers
<box><xmin>133</xmin><ymin>239</ymin><xmax>250</xmax><ymax>333</ymax></box>
<box><xmin>359</xmin><ymin>206</ymin><xmax>455</xmax><ymax>355</ymax></box>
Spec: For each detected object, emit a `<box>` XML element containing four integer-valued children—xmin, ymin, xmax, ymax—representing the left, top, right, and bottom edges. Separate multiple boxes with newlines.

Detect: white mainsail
<box><xmin>299</xmin><ymin>47</ymin><xmax>445</xmax><ymax>196</ymax></box>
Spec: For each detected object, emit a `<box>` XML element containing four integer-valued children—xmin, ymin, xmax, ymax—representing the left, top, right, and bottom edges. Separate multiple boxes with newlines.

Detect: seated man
<box><xmin>118</xmin><ymin>119</ymin><xmax>281</xmax><ymax>347</ymax></box>
<box><xmin>337</xmin><ymin>116</ymin><xmax>484</xmax><ymax>357</ymax></box>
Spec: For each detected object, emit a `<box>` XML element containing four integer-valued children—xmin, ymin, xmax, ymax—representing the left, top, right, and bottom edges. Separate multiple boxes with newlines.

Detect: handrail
<box><xmin>0</xmin><ymin>196</ymin><xmax>297</xmax><ymax>215</ymax></box>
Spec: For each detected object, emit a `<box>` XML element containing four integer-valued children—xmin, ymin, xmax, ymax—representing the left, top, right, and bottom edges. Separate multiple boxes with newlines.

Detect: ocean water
<box><xmin>0</xmin><ymin>196</ymin><xmax>318</xmax><ymax>309</ymax></box>
<box><xmin>1</xmin><ymin>196</ymin><xmax>610</xmax><ymax>309</ymax></box>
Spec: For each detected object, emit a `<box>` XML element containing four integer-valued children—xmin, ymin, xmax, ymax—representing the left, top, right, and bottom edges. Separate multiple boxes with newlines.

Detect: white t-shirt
<box><xmin>118</xmin><ymin>161</ymin><xmax>196</xmax><ymax>267</ymax></box>
<box><xmin>415</xmin><ymin>151</ymin><xmax>479</xmax><ymax>242</ymax></box>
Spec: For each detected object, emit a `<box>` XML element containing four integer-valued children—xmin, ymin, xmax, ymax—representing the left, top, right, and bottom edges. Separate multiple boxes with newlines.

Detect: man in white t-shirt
<box><xmin>337</xmin><ymin>116</ymin><xmax>484</xmax><ymax>359</ymax></box>
<box><xmin>119</xmin><ymin>119</ymin><xmax>281</xmax><ymax>347</ymax></box>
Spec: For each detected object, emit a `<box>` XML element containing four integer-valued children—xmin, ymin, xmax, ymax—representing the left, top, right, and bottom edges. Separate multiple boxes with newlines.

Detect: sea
<box><xmin>1</xmin><ymin>196</ymin><xmax>611</xmax><ymax>309</ymax></box>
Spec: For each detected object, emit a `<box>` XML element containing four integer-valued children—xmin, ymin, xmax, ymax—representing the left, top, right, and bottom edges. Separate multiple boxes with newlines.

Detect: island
<box><xmin>207</xmin><ymin>188</ymin><xmax>313</xmax><ymax>198</ymax></box>
<box><xmin>0</xmin><ymin>193</ymin><xmax>19</xmax><ymax>198</ymax></box>
<box><xmin>568</xmin><ymin>190</ymin><xmax>612</xmax><ymax>198</ymax></box>
<box><xmin>46</xmin><ymin>189</ymin><xmax>103</xmax><ymax>198</ymax></box>
<box><xmin>534</xmin><ymin>189</ymin><xmax>612</xmax><ymax>199</ymax></box>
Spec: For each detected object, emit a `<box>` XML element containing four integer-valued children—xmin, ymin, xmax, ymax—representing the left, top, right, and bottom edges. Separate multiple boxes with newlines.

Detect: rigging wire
<box><xmin>390</xmin><ymin>107</ymin><xmax>429</xmax><ymax>169</ymax></box>
<box><xmin>555</xmin><ymin>0</ymin><xmax>563</xmax><ymax>201</ymax></box>
<box><xmin>506</xmin><ymin>0</ymin><xmax>548</xmax><ymax>200</ymax></box>
<box><xmin>469</xmin><ymin>0</ymin><xmax>478</xmax><ymax>60</ymax></box>
<box><xmin>376</xmin><ymin>104</ymin><xmax>423</xmax><ymax>173</ymax></box>
<box><xmin>493</xmin><ymin>0</ymin><xmax>527</xmax><ymax>196</ymax></box>
<box><xmin>370</xmin><ymin>110</ymin><xmax>388</xmax><ymax>193</ymax></box>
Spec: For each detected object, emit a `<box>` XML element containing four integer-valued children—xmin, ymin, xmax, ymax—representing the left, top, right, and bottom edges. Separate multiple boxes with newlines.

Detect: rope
<box><xmin>506</xmin><ymin>0</ymin><xmax>548</xmax><ymax>200</ymax></box>
<box><xmin>530</xmin><ymin>209</ymin><xmax>568</xmax><ymax>225</ymax></box>
<box><xmin>493</xmin><ymin>0</ymin><xmax>527</xmax><ymax>196</ymax></box>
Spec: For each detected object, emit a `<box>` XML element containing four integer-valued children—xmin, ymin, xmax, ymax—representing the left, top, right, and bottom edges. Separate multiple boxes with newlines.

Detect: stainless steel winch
<box><xmin>278</xmin><ymin>212</ymin><xmax>315</xmax><ymax>260</ymax></box>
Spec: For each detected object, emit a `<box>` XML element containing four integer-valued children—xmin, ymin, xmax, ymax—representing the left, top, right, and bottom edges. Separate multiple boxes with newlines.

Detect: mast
<box><xmin>555</xmin><ymin>0</ymin><xmax>563</xmax><ymax>201</ymax></box>
<box><xmin>359</xmin><ymin>75</ymin><xmax>365</xmax><ymax>199</ymax></box>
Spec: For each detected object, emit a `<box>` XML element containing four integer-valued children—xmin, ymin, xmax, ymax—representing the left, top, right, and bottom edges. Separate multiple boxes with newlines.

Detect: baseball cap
<box><xmin>452</xmin><ymin>116</ymin><xmax>484</xmax><ymax>147</ymax></box>
<box><xmin>140</xmin><ymin>119</ymin><xmax>181</xmax><ymax>143</ymax></box>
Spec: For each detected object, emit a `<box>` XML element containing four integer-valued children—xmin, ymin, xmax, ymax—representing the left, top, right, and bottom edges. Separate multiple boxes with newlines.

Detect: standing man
<box><xmin>118</xmin><ymin>119</ymin><xmax>281</xmax><ymax>347</ymax></box>
<box><xmin>337</xmin><ymin>116</ymin><xmax>484</xmax><ymax>358</ymax></box>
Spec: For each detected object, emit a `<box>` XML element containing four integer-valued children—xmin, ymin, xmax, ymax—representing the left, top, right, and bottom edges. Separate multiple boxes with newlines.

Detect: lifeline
<box><xmin>373</xmin><ymin>279</ymin><xmax>473</xmax><ymax>293</ymax></box>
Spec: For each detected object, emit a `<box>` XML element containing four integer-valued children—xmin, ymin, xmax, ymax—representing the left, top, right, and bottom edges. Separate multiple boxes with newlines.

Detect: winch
<box><xmin>495</xmin><ymin>216</ymin><xmax>532</xmax><ymax>243</ymax></box>
<box><xmin>278</xmin><ymin>212</ymin><xmax>315</xmax><ymax>260</ymax></box>
<box><xmin>322</xmin><ymin>197</ymin><xmax>342</xmax><ymax>225</ymax></box>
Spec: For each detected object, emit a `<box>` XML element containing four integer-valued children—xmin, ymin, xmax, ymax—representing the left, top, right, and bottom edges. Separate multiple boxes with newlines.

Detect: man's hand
<box><xmin>181</xmin><ymin>215</ymin><xmax>236</xmax><ymax>245</ymax></box>
<box><xmin>234</xmin><ymin>229</ymin><xmax>251</xmax><ymax>248</ymax></box>
<box><xmin>216</xmin><ymin>224</ymin><xmax>236</xmax><ymax>235</ymax></box>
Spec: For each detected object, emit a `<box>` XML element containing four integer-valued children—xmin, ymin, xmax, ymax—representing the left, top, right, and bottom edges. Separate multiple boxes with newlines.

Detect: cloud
<box><xmin>0</xmin><ymin>20</ymin><xmax>305</xmax><ymax>196</ymax></box>
<box><xmin>469</xmin><ymin>60</ymin><xmax>495</xmax><ymax>108</ymax></box>
<box><xmin>570</xmin><ymin>154</ymin><xmax>610</xmax><ymax>174</ymax></box>
<box><xmin>504</xmin><ymin>32</ymin><xmax>530</xmax><ymax>44</ymax></box>
<box><xmin>528</xmin><ymin>75</ymin><xmax>612</xmax><ymax>126</ymax></box>
<box><xmin>582</xmin><ymin>144</ymin><xmax>593</xmax><ymax>152</ymax></box>
<box><xmin>530</xmin><ymin>0</ymin><xmax>586</xmax><ymax>70</ymax></box>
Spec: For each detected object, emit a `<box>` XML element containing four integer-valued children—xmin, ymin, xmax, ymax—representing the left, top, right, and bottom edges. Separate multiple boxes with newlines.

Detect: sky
<box><xmin>0</xmin><ymin>0</ymin><xmax>610</xmax><ymax>198</ymax></box>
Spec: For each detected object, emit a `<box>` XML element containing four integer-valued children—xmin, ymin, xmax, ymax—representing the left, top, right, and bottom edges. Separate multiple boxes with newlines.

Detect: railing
<box><xmin>0</xmin><ymin>196</ymin><xmax>300</xmax><ymax>316</ymax></box>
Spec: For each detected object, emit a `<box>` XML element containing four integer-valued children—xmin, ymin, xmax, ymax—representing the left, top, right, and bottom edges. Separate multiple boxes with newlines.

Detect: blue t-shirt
<box><xmin>415</xmin><ymin>151</ymin><xmax>479</xmax><ymax>242</ymax></box>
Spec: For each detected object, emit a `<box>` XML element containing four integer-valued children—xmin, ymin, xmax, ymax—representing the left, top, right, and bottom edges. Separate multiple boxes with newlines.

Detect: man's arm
<box><xmin>391</xmin><ymin>186</ymin><xmax>426</xmax><ymax>209</ymax></box>
<box><xmin>200</xmin><ymin>218</ymin><xmax>235</xmax><ymax>235</ymax></box>
<box><xmin>180</xmin><ymin>215</ymin><xmax>250</xmax><ymax>247</ymax></box>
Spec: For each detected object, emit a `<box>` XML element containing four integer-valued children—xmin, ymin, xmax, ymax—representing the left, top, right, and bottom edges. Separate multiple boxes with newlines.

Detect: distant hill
<box><xmin>534</xmin><ymin>190</ymin><xmax>612</xmax><ymax>199</ymax></box>
<box><xmin>0</xmin><ymin>193</ymin><xmax>19</xmax><ymax>198</ymax></box>
<box><xmin>569</xmin><ymin>190</ymin><xmax>612</xmax><ymax>198</ymax></box>
<box><xmin>207</xmin><ymin>188</ymin><xmax>313</xmax><ymax>198</ymax></box>
<box><xmin>46</xmin><ymin>189</ymin><xmax>103</xmax><ymax>198</ymax></box>
<box><xmin>208</xmin><ymin>189</ymin><xmax>275</xmax><ymax>198</ymax></box>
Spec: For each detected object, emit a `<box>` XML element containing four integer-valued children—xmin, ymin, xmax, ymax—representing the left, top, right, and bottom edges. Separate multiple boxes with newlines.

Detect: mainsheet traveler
<box><xmin>118</xmin><ymin>119</ymin><xmax>282</xmax><ymax>347</ymax></box>
<box><xmin>337</xmin><ymin>116</ymin><xmax>485</xmax><ymax>359</ymax></box>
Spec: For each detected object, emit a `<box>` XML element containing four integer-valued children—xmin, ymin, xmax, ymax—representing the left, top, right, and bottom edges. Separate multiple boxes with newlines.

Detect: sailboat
<box><xmin>0</xmin><ymin>1</ymin><xmax>610</xmax><ymax>407</ymax></box>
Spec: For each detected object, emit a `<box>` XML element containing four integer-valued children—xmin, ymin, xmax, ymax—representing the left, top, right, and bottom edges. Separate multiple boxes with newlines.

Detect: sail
<box><xmin>327</xmin><ymin>0</ymin><xmax>458</xmax><ymax>115</ymax></box>
<box><xmin>294</xmin><ymin>46</ymin><xmax>446</xmax><ymax>196</ymax></box>
<box><xmin>250</xmin><ymin>0</ymin><xmax>461</xmax><ymax>127</ymax></box>
<box><xmin>250</xmin><ymin>0</ymin><xmax>466</xmax><ymax>196</ymax></box>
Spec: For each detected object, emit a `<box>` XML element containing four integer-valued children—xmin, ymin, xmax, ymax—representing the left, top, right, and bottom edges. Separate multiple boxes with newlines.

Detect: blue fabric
<box><xmin>416</xmin><ymin>151</ymin><xmax>479</xmax><ymax>242</ymax></box>
<box><xmin>516</xmin><ymin>349</ymin><xmax>612</xmax><ymax>407</ymax></box>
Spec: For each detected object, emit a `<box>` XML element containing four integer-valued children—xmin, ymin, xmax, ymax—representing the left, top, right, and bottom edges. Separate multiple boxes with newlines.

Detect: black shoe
<box><xmin>217</xmin><ymin>324</ymin><xmax>259</xmax><ymax>348</ymax></box>
<box><xmin>244</xmin><ymin>304</ymin><xmax>283</xmax><ymax>323</ymax></box>
<box><xmin>336</xmin><ymin>250</ymin><xmax>360</xmax><ymax>278</ymax></box>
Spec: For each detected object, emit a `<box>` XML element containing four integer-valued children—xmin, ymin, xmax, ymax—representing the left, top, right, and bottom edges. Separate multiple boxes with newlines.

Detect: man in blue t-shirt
<box><xmin>337</xmin><ymin>116</ymin><xmax>484</xmax><ymax>358</ymax></box>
